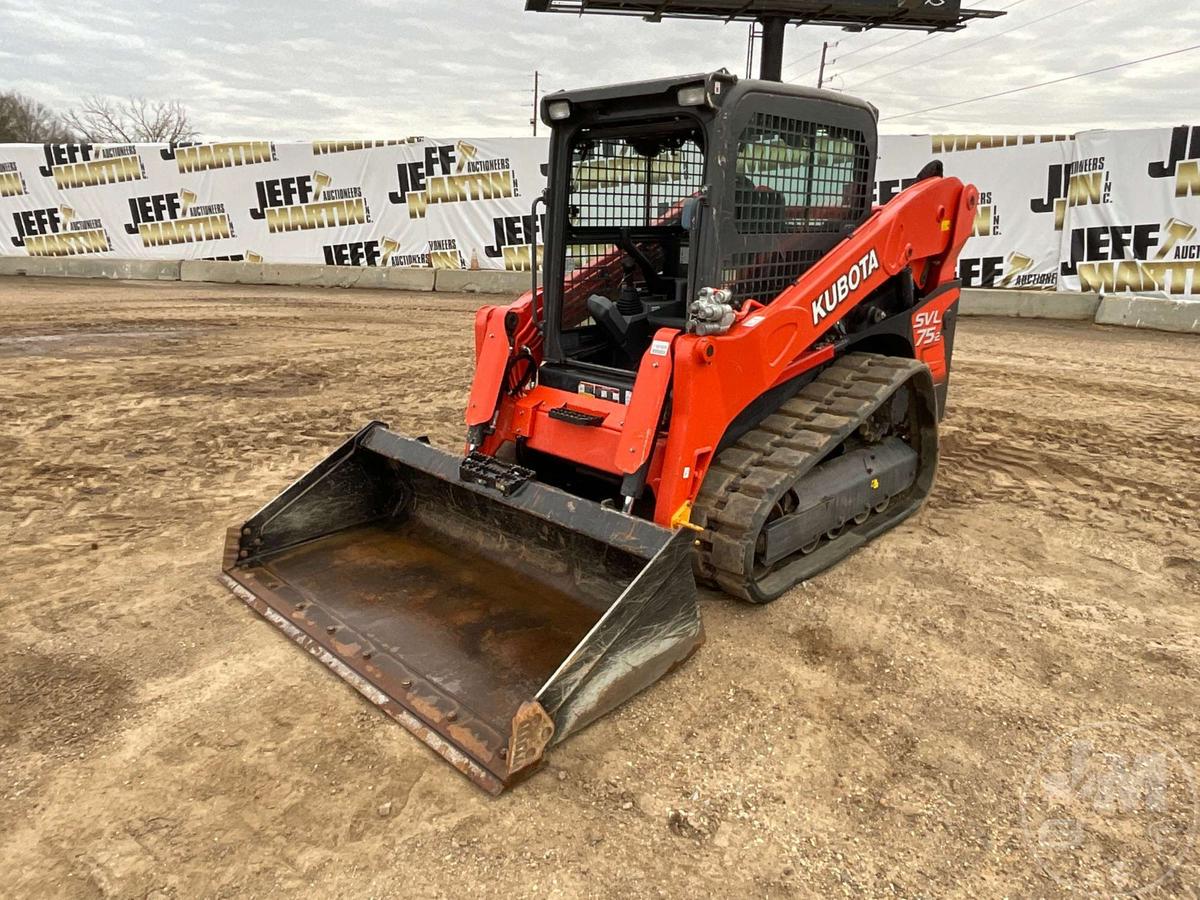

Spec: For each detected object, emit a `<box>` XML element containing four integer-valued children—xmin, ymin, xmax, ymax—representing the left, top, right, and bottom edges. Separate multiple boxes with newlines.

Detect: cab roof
<box><xmin>542</xmin><ymin>71</ymin><xmax>878</xmax><ymax>125</ymax></box>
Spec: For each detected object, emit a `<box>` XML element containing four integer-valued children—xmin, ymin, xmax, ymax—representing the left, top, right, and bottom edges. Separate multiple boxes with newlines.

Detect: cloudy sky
<box><xmin>1</xmin><ymin>0</ymin><xmax>1197</xmax><ymax>139</ymax></box>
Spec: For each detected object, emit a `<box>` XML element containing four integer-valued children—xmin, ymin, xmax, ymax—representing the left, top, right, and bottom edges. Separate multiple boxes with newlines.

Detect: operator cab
<box><xmin>536</xmin><ymin>72</ymin><xmax>877</xmax><ymax>392</ymax></box>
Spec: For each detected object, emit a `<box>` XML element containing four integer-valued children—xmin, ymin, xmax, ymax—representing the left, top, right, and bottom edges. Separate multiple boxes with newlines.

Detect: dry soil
<box><xmin>1</xmin><ymin>276</ymin><xmax>1198</xmax><ymax>898</ymax></box>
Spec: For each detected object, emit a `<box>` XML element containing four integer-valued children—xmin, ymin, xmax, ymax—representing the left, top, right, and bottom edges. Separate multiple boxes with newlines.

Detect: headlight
<box><xmin>677</xmin><ymin>85</ymin><xmax>708</xmax><ymax>107</ymax></box>
<box><xmin>547</xmin><ymin>100</ymin><xmax>572</xmax><ymax>121</ymax></box>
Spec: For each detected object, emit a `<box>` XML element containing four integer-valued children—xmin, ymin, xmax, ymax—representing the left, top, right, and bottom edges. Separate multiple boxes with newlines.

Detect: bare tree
<box><xmin>0</xmin><ymin>91</ymin><xmax>75</xmax><ymax>142</ymax></box>
<box><xmin>64</xmin><ymin>96</ymin><xmax>197</xmax><ymax>143</ymax></box>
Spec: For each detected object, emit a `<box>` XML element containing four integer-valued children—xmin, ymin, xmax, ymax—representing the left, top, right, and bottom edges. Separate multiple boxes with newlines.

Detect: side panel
<box><xmin>911</xmin><ymin>284</ymin><xmax>960</xmax><ymax>386</ymax></box>
<box><xmin>537</xmin><ymin>529</ymin><xmax>703</xmax><ymax>740</ymax></box>
<box><xmin>909</xmin><ymin>284</ymin><xmax>961</xmax><ymax>419</ymax></box>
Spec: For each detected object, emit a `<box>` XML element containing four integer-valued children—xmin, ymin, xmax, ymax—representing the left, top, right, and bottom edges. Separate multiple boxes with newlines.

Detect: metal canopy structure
<box><xmin>526</xmin><ymin>1</ymin><xmax>1004</xmax><ymax>80</ymax></box>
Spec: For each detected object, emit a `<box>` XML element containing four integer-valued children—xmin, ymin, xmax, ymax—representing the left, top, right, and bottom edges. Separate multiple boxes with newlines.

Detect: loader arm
<box><xmin>465</xmin><ymin>173</ymin><xmax>975</xmax><ymax>525</ymax></box>
<box><xmin>652</xmin><ymin>175</ymin><xmax>977</xmax><ymax>523</ymax></box>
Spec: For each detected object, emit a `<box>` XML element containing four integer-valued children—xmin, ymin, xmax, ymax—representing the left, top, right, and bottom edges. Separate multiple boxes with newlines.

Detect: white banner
<box><xmin>424</xmin><ymin>137</ymin><xmax>547</xmax><ymax>272</ymax></box>
<box><xmin>2</xmin><ymin>129</ymin><xmax>1197</xmax><ymax>296</ymax></box>
<box><xmin>876</xmin><ymin>135</ymin><xmax>1072</xmax><ymax>290</ymax></box>
<box><xmin>1057</xmin><ymin>127</ymin><xmax>1200</xmax><ymax>297</ymax></box>
<box><xmin>0</xmin><ymin>138</ymin><xmax>549</xmax><ymax>271</ymax></box>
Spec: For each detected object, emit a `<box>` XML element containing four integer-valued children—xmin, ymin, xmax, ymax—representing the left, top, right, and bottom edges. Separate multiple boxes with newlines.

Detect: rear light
<box><xmin>547</xmin><ymin>100</ymin><xmax>572</xmax><ymax>121</ymax></box>
<box><xmin>677</xmin><ymin>85</ymin><xmax>708</xmax><ymax>107</ymax></box>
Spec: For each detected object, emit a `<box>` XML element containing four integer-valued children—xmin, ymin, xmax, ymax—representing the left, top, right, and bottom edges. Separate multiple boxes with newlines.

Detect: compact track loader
<box><xmin>222</xmin><ymin>71</ymin><xmax>978</xmax><ymax>793</ymax></box>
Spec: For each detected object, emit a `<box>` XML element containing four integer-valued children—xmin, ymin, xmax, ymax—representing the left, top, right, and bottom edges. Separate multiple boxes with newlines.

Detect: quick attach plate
<box><xmin>459</xmin><ymin>451</ymin><xmax>536</xmax><ymax>496</ymax></box>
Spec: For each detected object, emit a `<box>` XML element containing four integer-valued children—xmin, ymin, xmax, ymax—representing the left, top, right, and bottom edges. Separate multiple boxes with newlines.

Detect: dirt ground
<box><xmin>1</xmin><ymin>276</ymin><xmax>1197</xmax><ymax>899</ymax></box>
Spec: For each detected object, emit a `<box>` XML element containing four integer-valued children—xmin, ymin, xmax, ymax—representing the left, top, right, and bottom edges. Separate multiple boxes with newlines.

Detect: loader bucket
<box><xmin>221</xmin><ymin>422</ymin><xmax>703</xmax><ymax>794</ymax></box>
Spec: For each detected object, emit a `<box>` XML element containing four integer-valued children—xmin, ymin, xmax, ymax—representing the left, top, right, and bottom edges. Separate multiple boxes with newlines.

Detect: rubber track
<box><xmin>692</xmin><ymin>352</ymin><xmax>932</xmax><ymax>602</ymax></box>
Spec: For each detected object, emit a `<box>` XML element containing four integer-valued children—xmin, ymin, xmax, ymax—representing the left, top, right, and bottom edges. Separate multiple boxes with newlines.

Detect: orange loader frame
<box><xmin>467</xmin><ymin>175</ymin><xmax>978</xmax><ymax>530</ymax></box>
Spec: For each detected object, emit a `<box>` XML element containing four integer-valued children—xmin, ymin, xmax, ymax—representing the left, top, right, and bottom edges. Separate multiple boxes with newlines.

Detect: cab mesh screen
<box><xmin>561</xmin><ymin>135</ymin><xmax>704</xmax><ymax>329</ymax></box>
<box><xmin>734</xmin><ymin>113</ymin><xmax>868</xmax><ymax>234</ymax></box>
<box><xmin>568</xmin><ymin>136</ymin><xmax>705</xmax><ymax>229</ymax></box>
<box><xmin>723</xmin><ymin>113</ymin><xmax>869</xmax><ymax>305</ymax></box>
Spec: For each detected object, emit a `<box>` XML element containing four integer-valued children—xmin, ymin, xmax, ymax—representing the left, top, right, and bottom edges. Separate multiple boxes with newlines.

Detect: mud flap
<box><xmin>220</xmin><ymin>422</ymin><xmax>703</xmax><ymax>794</ymax></box>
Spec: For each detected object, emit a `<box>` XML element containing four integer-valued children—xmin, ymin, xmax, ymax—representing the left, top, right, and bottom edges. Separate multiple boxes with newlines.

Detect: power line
<box><xmin>783</xmin><ymin>0</ymin><xmax>1012</xmax><ymax>80</ymax></box>
<box><xmin>881</xmin><ymin>42</ymin><xmax>1200</xmax><ymax>121</ymax></box>
<box><xmin>785</xmin><ymin>48</ymin><xmax>835</xmax><ymax>83</ymax></box>
<box><xmin>791</xmin><ymin>64</ymin><xmax>822</xmax><ymax>81</ymax></box>
<box><xmin>780</xmin><ymin>46</ymin><xmax>824</xmax><ymax>76</ymax></box>
<box><xmin>834</xmin><ymin>0</ymin><xmax>1027</xmax><ymax>81</ymax></box>
<box><xmin>834</xmin><ymin>31</ymin><xmax>906</xmax><ymax>63</ymax></box>
<box><xmin>785</xmin><ymin>0</ymin><xmax>1017</xmax><ymax>84</ymax></box>
<box><xmin>850</xmin><ymin>0</ymin><xmax>1097</xmax><ymax>90</ymax></box>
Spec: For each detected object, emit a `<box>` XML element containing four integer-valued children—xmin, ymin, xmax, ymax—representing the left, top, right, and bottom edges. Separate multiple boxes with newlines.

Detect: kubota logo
<box><xmin>811</xmin><ymin>249</ymin><xmax>880</xmax><ymax>327</ymax></box>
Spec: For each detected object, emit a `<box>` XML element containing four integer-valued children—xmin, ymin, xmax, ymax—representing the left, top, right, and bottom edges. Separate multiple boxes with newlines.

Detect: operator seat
<box><xmin>734</xmin><ymin>175</ymin><xmax>787</xmax><ymax>234</ymax></box>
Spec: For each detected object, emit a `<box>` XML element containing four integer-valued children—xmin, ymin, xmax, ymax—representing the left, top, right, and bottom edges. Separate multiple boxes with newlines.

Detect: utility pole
<box><xmin>531</xmin><ymin>70</ymin><xmax>540</xmax><ymax>136</ymax></box>
<box><xmin>758</xmin><ymin>16</ymin><xmax>786</xmax><ymax>81</ymax></box>
<box><xmin>817</xmin><ymin>41</ymin><xmax>830</xmax><ymax>89</ymax></box>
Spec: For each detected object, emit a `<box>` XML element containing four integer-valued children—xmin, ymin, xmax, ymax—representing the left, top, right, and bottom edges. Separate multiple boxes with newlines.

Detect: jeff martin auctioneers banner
<box><xmin>0</xmin><ymin>137</ymin><xmax>548</xmax><ymax>275</ymax></box>
<box><xmin>1</xmin><ymin>126</ymin><xmax>1197</xmax><ymax>298</ymax></box>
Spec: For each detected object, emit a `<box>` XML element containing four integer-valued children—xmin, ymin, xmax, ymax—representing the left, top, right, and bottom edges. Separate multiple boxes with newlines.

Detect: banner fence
<box><xmin>2</xmin><ymin>126</ymin><xmax>1197</xmax><ymax>298</ymax></box>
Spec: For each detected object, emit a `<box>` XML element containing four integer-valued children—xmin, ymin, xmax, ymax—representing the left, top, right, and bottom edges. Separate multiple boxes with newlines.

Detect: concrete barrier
<box><xmin>0</xmin><ymin>256</ymin><xmax>180</xmax><ymax>281</ymax></box>
<box><xmin>959</xmin><ymin>288</ymin><xmax>1101</xmax><ymax>320</ymax></box>
<box><xmin>1</xmin><ymin>256</ymin><xmax>524</xmax><ymax>293</ymax></box>
<box><xmin>4</xmin><ymin>259</ymin><xmax>1198</xmax><ymax>336</ymax></box>
<box><xmin>1094</xmin><ymin>294</ymin><xmax>1200</xmax><ymax>334</ymax></box>
<box><xmin>434</xmin><ymin>268</ymin><xmax>534</xmax><ymax>295</ymax></box>
<box><xmin>178</xmin><ymin>260</ymin><xmax>265</xmax><ymax>285</ymax></box>
<box><xmin>178</xmin><ymin>260</ymin><xmax>436</xmax><ymax>291</ymax></box>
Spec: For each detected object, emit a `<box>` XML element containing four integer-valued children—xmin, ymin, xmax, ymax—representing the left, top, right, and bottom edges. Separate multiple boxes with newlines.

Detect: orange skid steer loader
<box><xmin>221</xmin><ymin>72</ymin><xmax>977</xmax><ymax>793</ymax></box>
